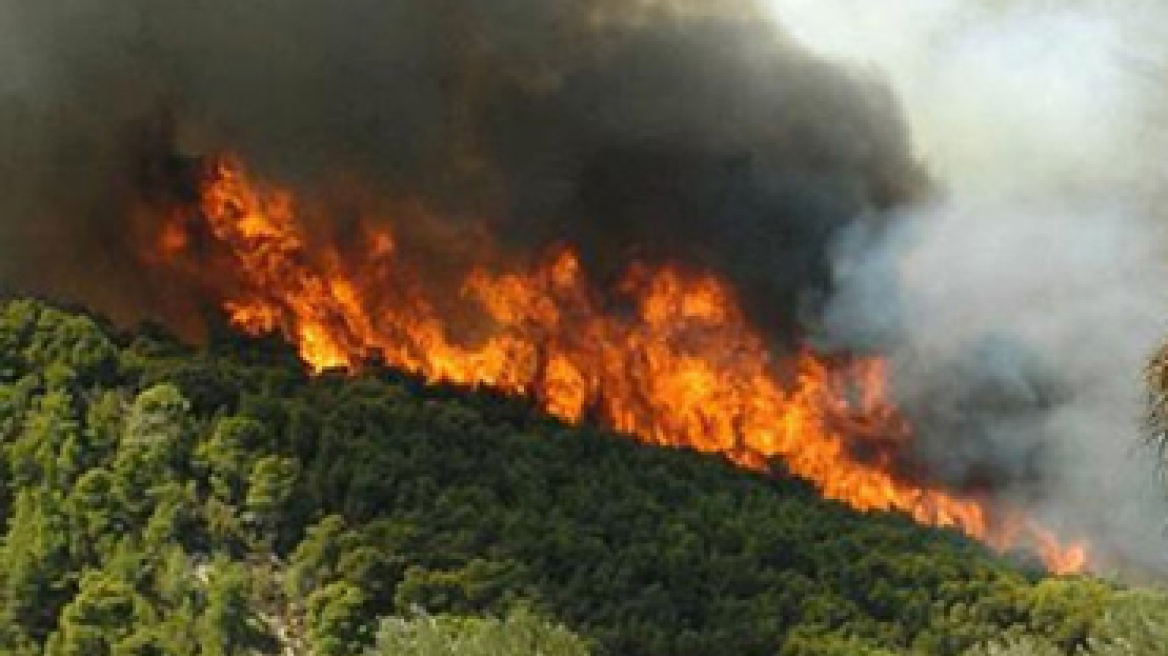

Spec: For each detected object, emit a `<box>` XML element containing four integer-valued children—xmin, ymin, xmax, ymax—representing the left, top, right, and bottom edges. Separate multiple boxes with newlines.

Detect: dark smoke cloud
<box><xmin>0</xmin><ymin>0</ymin><xmax>923</xmax><ymax>342</ymax></box>
<box><xmin>7</xmin><ymin>0</ymin><xmax>1168</xmax><ymax>573</ymax></box>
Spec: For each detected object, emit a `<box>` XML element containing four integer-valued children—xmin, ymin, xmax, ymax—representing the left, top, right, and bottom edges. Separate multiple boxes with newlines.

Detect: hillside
<box><xmin>1</xmin><ymin>299</ymin><xmax>1166</xmax><ymax>656</ymax></box>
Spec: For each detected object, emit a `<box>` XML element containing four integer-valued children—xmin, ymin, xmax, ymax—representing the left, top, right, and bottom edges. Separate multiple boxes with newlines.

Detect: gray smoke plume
<box><xmin>776</xmin><ymin>0</ymin><xmax>1168</xmax><ymax>573</ymax></box>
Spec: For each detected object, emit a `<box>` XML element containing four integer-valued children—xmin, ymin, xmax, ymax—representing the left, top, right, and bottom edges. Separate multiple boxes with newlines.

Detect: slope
<box><xmin>0</xmin><ymin>299</ymin><xmax>1164</xmax><ymax>656</ymax></box>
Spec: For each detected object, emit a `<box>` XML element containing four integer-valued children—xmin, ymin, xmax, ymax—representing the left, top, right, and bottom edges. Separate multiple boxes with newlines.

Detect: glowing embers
<box><xmin>151</xmin><ymin>156</ymin><xmax>1088</xmax><ymax>574</ymax></box>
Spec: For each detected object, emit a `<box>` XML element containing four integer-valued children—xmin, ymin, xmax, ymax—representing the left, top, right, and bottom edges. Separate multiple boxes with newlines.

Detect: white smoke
<box><xmin>764</xmin><ymin>0</ymin><xmax>1168</xmax><ymax>573</ymax></box>
<box><xmin>764</xmin><ymin>0</ymin><xmax>1163</xmax><ymax>197</ymax></box>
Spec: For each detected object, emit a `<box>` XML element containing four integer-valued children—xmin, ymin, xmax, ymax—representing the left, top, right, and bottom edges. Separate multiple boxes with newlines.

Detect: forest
<box><xmin>2</xmin><ymin>298</ymin><xmax>1167</xmax><ymax>656</ymax></box>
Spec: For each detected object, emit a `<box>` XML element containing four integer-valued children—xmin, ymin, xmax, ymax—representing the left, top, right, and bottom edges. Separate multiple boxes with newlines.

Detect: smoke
<box><xmin>4</xmin><ymin>0</ymin><xmax>1168</xmax><ymax>571</ymax></box>
<box><xmin>0</xmin><ymin>0</ymin><xmax>923</xmax><ymax>342</ymax></box>
<box><xmin>764</xmin><ymin>0</ymin><xmax>1168</xmax><ymax>572</ymax></box>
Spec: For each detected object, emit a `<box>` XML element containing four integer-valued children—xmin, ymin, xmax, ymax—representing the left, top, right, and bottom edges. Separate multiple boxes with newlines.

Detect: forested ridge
<box><xmin>1</xmin><ymin>298</ymin><xmax>1166</xmax><ymax>656</ymax></box>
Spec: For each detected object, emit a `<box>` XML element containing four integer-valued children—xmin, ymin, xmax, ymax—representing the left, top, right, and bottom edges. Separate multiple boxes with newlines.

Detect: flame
<box><xmin>154</xmin><ymin>156</ymin><xmax>1088</xmax><ymax>574</ymax></box>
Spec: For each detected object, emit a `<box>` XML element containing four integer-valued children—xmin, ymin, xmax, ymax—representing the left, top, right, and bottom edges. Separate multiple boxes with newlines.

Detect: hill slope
<box><xmin>0</xmin><ymin>299</ymin><xmax>1165</xmax><ymax>656</ymax></box>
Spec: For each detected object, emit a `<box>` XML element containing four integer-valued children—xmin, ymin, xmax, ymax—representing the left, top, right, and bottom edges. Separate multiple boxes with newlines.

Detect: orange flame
<box><xmin>155</xmin><ymin>156</ymin><xmax>1088</xmax><ymax>574</ymax></box>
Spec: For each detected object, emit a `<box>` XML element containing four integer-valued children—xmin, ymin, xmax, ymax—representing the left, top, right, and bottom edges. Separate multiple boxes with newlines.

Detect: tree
<box><xmin>44</xmin><ymin>573</ymin><xmax>140</xmax><ymax>656</ymax></box>
<box><xmin>197</xmin><ymin>417</ymin><xmax>269</xmax><ymax>504</ymax></box>
<box><xmin>0</xmin><ymin>300</ymin><xmax>1156</xmax><ymax>656</ymax></box>
<box><xmin>66</xmin><ymin>468</ymin><xmax>123</xmax><ymax>562</ymax></box>
<box><xmin>9</xmin><ymin>389</ymin><xmax>86</xmax><ymax>489</ymax></box>
<box><xmin>1079</xmin><ymin>591</ymin><xmax>1168</xmax><ymax>656</ymax></box>
<box><xmin>197</xmin><ymin>559</ymin><xmax>264</xmax><ymax>656</ymax></box>
<box><xmin>1</xmin><ymin>489</ymin><xmax>74</xmax><ymax>640</ymax></box>
<box><xmin>14</xmin><ymin>305</ymin><xmax>117</xmax><ymax>385</ymax></box>
<box><xmin>393</xmin><ymin>560</ymin><xmax>521</xmax><ymax>616</ymax></box>
<box><xmin>114</xmin><ymin>385</ymin><xmax>193</xmax><ymax>522</ymax></box>
<box><xmin>244</xmin><ymin>455</ymin><xmax>300</xmax><ymax>539</ymax></box>
<box><xmin>368</xmin><ymin>607</ymin><xmax>591</xmax><ymax>656</ymax></box>
<box><xmin>1145</xmin><ymin>345</ymin><xmax>1168</xmax><ymax>473</ymax></box>
<box><xmin>963</xmin><ymin>635</ymin><xmax>1062</xmax><ymax>656</ymax></box>
<box><xmin>124</xmin><ymin>384</ymin><xmax>190</xmax><ymax>450</ymax></box>
<box><xmin>306</xmin><ymin>582</ymin><xmax>372</xmax><ymax>656</ymax></box>
<box><xmin>286</xmin><ymin>515</ymin><xmax>349</xmax><ymax>599</ymax></box>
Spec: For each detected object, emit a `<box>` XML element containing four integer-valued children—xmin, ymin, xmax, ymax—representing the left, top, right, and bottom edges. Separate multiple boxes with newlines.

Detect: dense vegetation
<box><xmin>1</xmin><ymin>298</ymin><xmax>1166</xmax><ymax>655</ymax></box>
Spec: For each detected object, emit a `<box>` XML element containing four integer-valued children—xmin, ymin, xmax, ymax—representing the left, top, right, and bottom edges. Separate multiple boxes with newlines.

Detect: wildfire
<box><xmin>155</xmin><ymin>156</ymin><xmax>1087</xmax><ymax>574</ymax></box>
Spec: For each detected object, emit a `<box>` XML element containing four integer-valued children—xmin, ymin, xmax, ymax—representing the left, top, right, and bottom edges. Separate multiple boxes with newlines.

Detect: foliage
<box><xmin>0</xmin><ymin>298</ymin><xmax>1164</xmax><ymax>655</ymax></box>
<box><xmin>368</xmin><ymin>607</ymin><xmax>591</xmax><ymax>656</ymax></box>
<box><xmin>1076</xmin><ymin>590</ymin><xmax>1168</xmax><ymax>655</ymax></box>
<box><xmin>963</xmin><ymin>635</ymin><xmax>1062</xmax><ymax>656</ymax></box>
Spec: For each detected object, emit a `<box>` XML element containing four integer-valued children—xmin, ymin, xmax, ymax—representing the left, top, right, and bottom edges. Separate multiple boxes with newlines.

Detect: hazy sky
<box><xmin>763</xmin><ymin>0</ymin><xmax>1165</xmax><ymax>196</ymax></box>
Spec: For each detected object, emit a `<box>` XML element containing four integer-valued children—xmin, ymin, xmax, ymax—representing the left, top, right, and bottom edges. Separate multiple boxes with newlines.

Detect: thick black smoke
<box><xmin>0</xmin><ymin>0</ymin><xmax>924</xmax><ymax>342</ymax></box>
<box><xmin>8</xmin><ymin>0</ymin><xmax>1168</xmax><ymax>572</ymax></box>
<box><xmin>0</xmin><ymin>0</ymin><xmax>1069</xmax><ymax>538</ymax></box>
